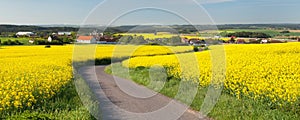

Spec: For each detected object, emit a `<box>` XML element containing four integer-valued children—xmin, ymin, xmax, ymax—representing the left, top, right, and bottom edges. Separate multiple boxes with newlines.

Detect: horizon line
<box><xmin>1</xmin><ymin>23</ymin><xmax>300</xmax><ymax>27</ymax></box>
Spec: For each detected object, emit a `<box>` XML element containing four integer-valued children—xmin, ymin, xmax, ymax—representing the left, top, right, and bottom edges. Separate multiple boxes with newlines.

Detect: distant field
<box><xmin>117</xmin><ymin>33</ymin><xmax>177</xmax><ymax>39</ymax></box>
<box><xmin>0</xmin><ymin>37</ymin><xmax>30</xmax><ymax>45</ymax></box>
<box><xmin>117</xmin><ymin>33</ymin><xmax>209</xmax><ymax>40</ymax></box>
<box><xmin>0</xmin><ymin>37</ymin><xmax>46</xmax><ymax>45</ymax></box>
<box><xmin>114</xmin><ymin>29</ymin><xmax>300</xmax><ymax>43</ymax></box>
<box><xmin>218</xmin><ymin>29</ymin><xmax>300</xmax><ymax>37</ymax></box>
<box><xmin>116</xmin><ymin>29</ymin><xmax>300</xmax><ymax>41</ymax></box>
<box><xmin>288</xmin><ymin>30</ymin><xmax>300</xmax><ymax>33</ymax></box>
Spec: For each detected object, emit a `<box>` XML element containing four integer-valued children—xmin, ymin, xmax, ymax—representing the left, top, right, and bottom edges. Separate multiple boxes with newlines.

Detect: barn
<box><xmin>16</xmin><ymin>32</ymin><xmax>34</xmax><ymax>36</ymax></box>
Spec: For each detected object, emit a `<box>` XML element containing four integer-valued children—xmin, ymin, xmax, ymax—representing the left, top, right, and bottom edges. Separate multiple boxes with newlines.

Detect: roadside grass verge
<box><xmin>105</xmin><ymin>63</ymin><xmax>299</xmax><ymax>120</ymax></box>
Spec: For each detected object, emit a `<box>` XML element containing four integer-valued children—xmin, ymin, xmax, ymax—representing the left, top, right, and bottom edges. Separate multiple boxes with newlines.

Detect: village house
<box><xmin>236</xmin><ymin>39</ymin><xmax>246</xmax><ymax>44</ymax></box>
<box><xmin>29</xmin><ymin>40</ymin><xmax>34</xmax><ymax>44</ymax></box>
<box><xmin>76</xmin><ymin>36</ymin><xmax>96</xmax><ymax>44</ymax></box>
<box><xmin>48</xmin><ymin>36</ymin><xmax>52</xmax><ymax>42</ymax></box>
<box><xmin>261</xmin><ymin>39</ymin><xmax>269</xmax><ymax>44</ymax></box>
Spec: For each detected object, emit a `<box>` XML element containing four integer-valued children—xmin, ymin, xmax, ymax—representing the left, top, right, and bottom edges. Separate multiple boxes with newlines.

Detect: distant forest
<box><xmin>0</xmin><ymin>25</ymin><xmax>78</xmax><ymax>33</ymax></box>
<box><xmin>1</xmin><ymin>24</ymin><xmax>300</xmax><ymax>34</ymax></box>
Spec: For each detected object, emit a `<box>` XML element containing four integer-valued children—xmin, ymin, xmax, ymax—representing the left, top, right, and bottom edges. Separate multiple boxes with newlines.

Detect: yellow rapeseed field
<box><xmin>117</xmin><ymin>33</ymin><xmax>177</xmax><ymax>39</ymax></box>
<box><xmin>95</xmin><ymin>45</ymin><xmax>193</xmax><ymax>59</ymax></box>
<box><xmin>0</xmin><ymin>45</ymin><xmax>193</xmax><ymax>112</ymax></box>
<box><xmin>0</xmin><ymin>46</ymin><xmax>73</xmax><ymax>111</ymax></box>
<box><xmin>123</xmin><ymin>43</ymin><xmax>300</xmax><ymax>106</ymax></box>
<box><xmin>2</xmin><ymin>43</ymin><xmax>298</xmax><ymax>112</ymax></box>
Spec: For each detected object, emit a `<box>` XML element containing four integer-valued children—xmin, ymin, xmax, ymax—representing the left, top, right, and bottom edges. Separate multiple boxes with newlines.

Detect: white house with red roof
<box><xmin>76</xmin><ymin>36</ymin><xmax>96</xmax><ymax>44</ymax></box>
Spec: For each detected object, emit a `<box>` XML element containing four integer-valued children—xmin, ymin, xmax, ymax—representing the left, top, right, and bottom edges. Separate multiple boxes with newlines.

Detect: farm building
<box><xmin>58</xmin><ymin>32</ymin><xmax>72</xmax><ymax>36</ymax></box>
<box><xmin>76</xmin><ymin>36</ymin><xmax>96</xmax><ymax>44</ymax></box>
<box><xmin>16</xmin><ymin>32</ymin><xmax>34</xmax><ymax>36</ymax></box>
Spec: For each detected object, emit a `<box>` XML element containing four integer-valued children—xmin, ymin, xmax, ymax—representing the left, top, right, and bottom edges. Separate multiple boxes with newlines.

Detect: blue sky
<box><xmin>0</xmin><ymin>0</ymin><xmax>299</xmax><ymax>25</ymax></box>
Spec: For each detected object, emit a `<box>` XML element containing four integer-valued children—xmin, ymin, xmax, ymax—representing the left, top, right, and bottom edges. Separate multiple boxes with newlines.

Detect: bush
<box><xmin>247</xmin><ymin>39</ymin><xmax>260</xmax><ymax>44</ymax></box>
<box><xmin>33</xmin><ymin>40</ymin><xmax>46</xmax><ymax>45</ymax></box>
<box><xmin>33</xmin><ymin>40</ymin><xmax>63</xmax><ymax>45</ymax></box>
<box><xmin>269</xmin><ymin>40</ymin><xmax>285</xmax><ymax>43</ymax></box>
<box><xmin>2</xmin><ymin>39</ymin><xmax>23</xmax><ymax>45</ymax></box>
<box><xmin>193</xmin><ymin>46</ymin><xmax>199</xmax><ymax>52</ymax></box>
<box><xmin>145</xmin><ymin>43</ymin><xmax>161</xmax><ymax>46</ymax></box>
<box><xmin>280</xmin><ymin>30</ymin><xmax>290</xmax><ymax>33</ymax></box>
<box><xmin>51</xmin><ymin>40</ymin><xmax>63</xmax><ymax>45</ymax></box>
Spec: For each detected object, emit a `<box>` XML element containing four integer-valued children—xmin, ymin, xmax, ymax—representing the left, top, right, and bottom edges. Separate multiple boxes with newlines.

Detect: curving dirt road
<box><xmin>78</xmin><ymin>66</ymin><xmax>210</xmax><ymax>120</ymax></box>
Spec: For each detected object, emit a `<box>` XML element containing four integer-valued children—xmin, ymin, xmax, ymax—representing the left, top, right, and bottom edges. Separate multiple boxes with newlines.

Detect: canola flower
<box><xmin>0</xmin><ymin>46</ymin><xmax>73</xmax><ymax>111</ymax></box>
<box><xmin>5</xmin><ymin>42</ymin><xmax>298</xmax><ymax>112</ymax></box>
<box><xmin>117</xmin><ymin>33</ymin><xmax>177</xmax><ymax>39</ymax></box>
<box><xmin>0</xmin><ymin>45</ymin><xmax>193</xmax><ymax>112</ymax></box>
<box><xmin>122</xmin><ymin>43</ymin><xmax>300</xmax><ymax>106</ymax></box>
<box><xmin>95</xmin><ymin>45</ymin><xmax>193</xmax><ymax>58</ymax></box>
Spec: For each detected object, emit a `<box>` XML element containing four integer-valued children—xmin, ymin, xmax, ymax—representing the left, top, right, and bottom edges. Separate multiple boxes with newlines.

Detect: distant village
<box><xmin>14</xmin><ymin>30</ymin><xmax>119</xmax><ymax>44</ymax></box>
<box><xmin>7</xmin><ymin>29</ymin><xmax>300</xmax><ymax>46</ymax></box>
<box><xmin>10</xmin><ymin>32</ymin><xmax>120</xmax><ymax>44</ymax></box>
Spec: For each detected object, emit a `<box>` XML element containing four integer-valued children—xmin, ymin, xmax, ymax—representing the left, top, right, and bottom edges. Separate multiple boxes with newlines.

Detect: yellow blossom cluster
<box><xmin>122</xmin><ymin>43</ymin><xmax>300</xmax><ymax>105</ymax></box>
<box><xmin>95</xmin><ymin>45</ymin><xmax>193</xmax><ymax>59</ymax></box>
<box><xmin>0</xmin><ymin>46</ymin><xmax>73</xmax><ymax>111</ymax></box>
<box><xmin>0</xmin><ymin>45</ymin><xmax>193</xmax><ymax>112</ymax></box>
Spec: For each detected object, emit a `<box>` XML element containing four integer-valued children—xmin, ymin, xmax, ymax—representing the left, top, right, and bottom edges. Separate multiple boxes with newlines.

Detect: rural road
<box><xmin>78</xmin><ymin>65</ymin><xmax>209</xmax><ymax>120</ymax></box>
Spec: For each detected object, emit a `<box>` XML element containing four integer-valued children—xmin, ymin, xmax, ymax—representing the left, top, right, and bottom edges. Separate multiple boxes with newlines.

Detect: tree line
<box><xmin>0</xmin><ymin>25</ymin><xmax>78</xmax><ymax>33</ymax></box>
<box><xmin>222</xmin><ymin>31</ymin><xmax>271</xmax><ymax>38</ymax></box>
<box><xmin>118</xmin><ymin>35</ymin><xmax>185</xmax><ymax>45</ymax></box>
<box><xmin>0</xmin><ymin>39</ymin><xmax>23</xmax><ymax>45</ymax></box>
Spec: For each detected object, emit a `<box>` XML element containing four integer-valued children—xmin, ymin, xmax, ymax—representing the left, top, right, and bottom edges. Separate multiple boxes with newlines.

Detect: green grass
<box><xmin>0</xmin><ymin>37</ymin><xmax>30</xmax><ymax>45</ymax></box>
<box><xmin>0</xmin><ymin>76</ymin><xmax>99</xmax><ymax>120</ymax></box>
<box><xmin>105</xmin><ymin>63</ymin><xmax>299</xmax><ymax>120</ymax></box>
<box><xmin>0</xmin><ymin>37</ymin><xmax>45</xmax><ymax>45</ymax></box>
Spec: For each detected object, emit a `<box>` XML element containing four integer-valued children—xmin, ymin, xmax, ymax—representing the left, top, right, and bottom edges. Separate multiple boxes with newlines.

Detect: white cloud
<box><xmin>196</xmin><ymin>0</ymin><xmax>234</xmax><ymax>4</ymax></box>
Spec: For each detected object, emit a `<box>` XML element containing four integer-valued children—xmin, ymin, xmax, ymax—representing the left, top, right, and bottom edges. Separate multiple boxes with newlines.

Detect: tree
<box><xmin>136</xmin><ymin>35</ymin><xmax>146</xmax><ymax>44</ymax></box>
<box><xmin>71</xmin><ymin>32</ymin><xmax>77</xmax><ymax>39</ymax></box>
<box><xmin>280</xmin><ymin>30</ymin><xmax>290</xmax><ymax>33</ymax></box>
<box><xmin>169</xmin><ymin>36</ymin><xmax>182</xmax><ymax>45</ymax></box>
<box><xmin>130</xmin><ymin>35</ymin><xmax>146</xmax><ymax>45</ymax></box>
<box><xmin>220</xmin><ymin>31</ymin><xmax>228</xmax><ymax>37</ymax></box>
<box><xmin>63</xmin><ymin>37</ymin><xmax>70</xmax><ymax>43</ymax></box>
<box><xmin>229</xmin><ymin>37</ymin><xmax>235</xmax><ymax>43</ymax></box>
<box><xmin>118</xmin><ymin>35</ymin><xmax>133</xmax><ymax>44</ymax></box>
<box><xmin>226</xmin><ymin>31</ymin><xmax>271</xmax><ymax>38</ymax></box>
<box><xmin>7</xmin><ymin>39</ymin><xmax>12</xmax><ymax>45</ymax></box>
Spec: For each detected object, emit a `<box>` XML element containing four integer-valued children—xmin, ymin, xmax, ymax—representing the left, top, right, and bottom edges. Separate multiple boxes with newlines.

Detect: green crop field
<box><xmin>218</xmin><ymin>29</ymin><xmax>300</xmax><ymax>37</ymax></box>
<box><xmin>0</xmin><ymin>37</ymin><xmax>31</xmax><ymax>45</ymax></box>
<box><xmin>0</xmin><ymin>37</ymin><xmax>45</xmax><ymax>45</ymax></box>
